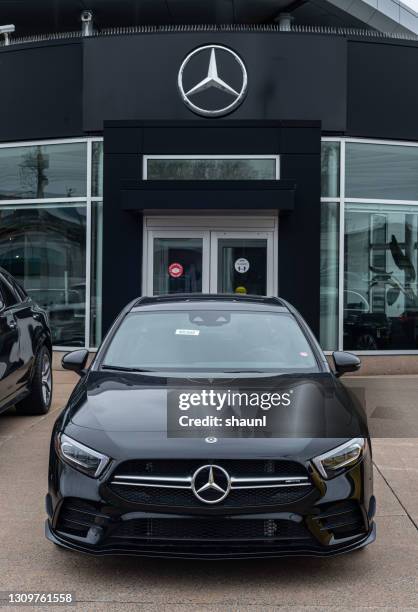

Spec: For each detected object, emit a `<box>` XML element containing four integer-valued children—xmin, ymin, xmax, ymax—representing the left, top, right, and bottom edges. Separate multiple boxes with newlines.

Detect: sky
<box><xmin>402</xmin><ymin>0</ymin><xmax>418</xmax><ymax>12</ymax></box>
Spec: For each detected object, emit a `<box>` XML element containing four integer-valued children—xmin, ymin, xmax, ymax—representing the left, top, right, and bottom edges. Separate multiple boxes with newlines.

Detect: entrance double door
<box><xmin>144</xmin><ymin>222</ymin><xmax>277</xmax><ymax>296</ymax></box>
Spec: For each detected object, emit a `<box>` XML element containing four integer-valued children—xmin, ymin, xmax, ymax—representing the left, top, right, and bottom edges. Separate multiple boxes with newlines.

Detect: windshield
<box><xmin>102</xmin><ymin>310</ymin><xmax>319</xmax><ymax>373</ymax></box>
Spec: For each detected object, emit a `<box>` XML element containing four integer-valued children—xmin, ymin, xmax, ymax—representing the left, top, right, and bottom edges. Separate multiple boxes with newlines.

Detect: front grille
<box><xmin>110</xmin><ymin>483</ymin><xmax>310</xmax><ymax>507</ymax></box>
<box><xmin>112</xmin><ymin>459</ymin><xmax>305</xmax><ymax>478</ymax></box>
<box><xmin>313</xmin><ymin>500</ymin><xmax>367</xmax><ymax>539</ymax></box>
<box><xmin>107</xmin><ymin>518</ymin><xmax>312</xmax><ymax>543</ymax></box>
<box><xmin>108</xmin><ymin>459</ymin><xmax>313</xmax><ymax>508</ymax></box>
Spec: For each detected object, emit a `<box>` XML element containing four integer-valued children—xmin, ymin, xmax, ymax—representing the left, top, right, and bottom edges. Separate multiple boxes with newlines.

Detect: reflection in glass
<box><xmin>321</xmin><ymin>142</ymin><xmax>340</xmax><ymax>198</ymax></box>
<box><xmin>146</xmin><ymin>158</ymin><xmax>277</xmax><ymax>180</ymax></box>
<box><xmin>0</xmin><ymin>143</ymin><xmax>87</xmax><ymax>200</ymax></box>
<box><xmin>90</xmin><ymin>201</ymin><xmax>103</xmax><ymax>347</ymax></box>
<box><xmin>92</xmin><ymin>142</ymin><xmax>103</xmax><ymax>197</ymax></box>
<box><xmin>153</xmin><ymin>238</ymin><xmax>203</xmax><ymax>295</ymax></box>
<box><xmin>217</xmin><ymin>238</ymin><xmax>267</xmax><ymax>295</ymax></box>
<box><xmin>346</xmin><ymin>143</ymin><xmax>418</xmax><ymax>200</ymax></box>
<box><xmin>345</xmin><ymin>203</ymin><xmax>418</xmax><ymax>350</ymax></box>
<box><xmin>0</xmin><ymin>204</ymin><xmax>86</xmax><ymax>346</ymax></box>
<box><xmin>320</xmin><ymin>202</ymin><xmax>339</xmax><ymax>350</ymax></box>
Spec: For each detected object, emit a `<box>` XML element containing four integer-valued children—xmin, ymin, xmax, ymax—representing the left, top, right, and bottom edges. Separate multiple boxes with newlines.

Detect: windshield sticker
<box><xmin>175</xmin><ymin>329</ymin><xmax>200</xmax><ymax>336</ymax></box>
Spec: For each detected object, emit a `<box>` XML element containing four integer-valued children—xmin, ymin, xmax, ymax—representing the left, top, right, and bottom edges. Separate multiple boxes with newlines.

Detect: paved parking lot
<box><xmin>0</xmin><ymin>372</ymin><xmax>417</xmax><ymax>611</ymax></box>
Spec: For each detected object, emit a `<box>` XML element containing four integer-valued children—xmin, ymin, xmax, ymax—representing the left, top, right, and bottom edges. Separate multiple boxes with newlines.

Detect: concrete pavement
<box><xmin>0</xmin><ymin>372</ymin><xmax>417</xmax><ymax>611</ymax></box>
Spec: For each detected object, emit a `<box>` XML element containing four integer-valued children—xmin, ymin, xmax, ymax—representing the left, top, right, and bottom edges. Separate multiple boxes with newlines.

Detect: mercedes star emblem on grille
<box><xmin>178</xmin><ymin>44</ymin><xmax>248</xmax><ymax>117</ymax></box>
<box><xmin>191</xmin><ymin>464</ymin><xmax>231</xmax><ymax>504</ymax></box>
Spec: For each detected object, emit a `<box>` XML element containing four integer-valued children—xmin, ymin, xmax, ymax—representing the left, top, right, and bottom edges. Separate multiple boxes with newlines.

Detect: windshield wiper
<box><xmin>101</xmin><ymin>365</ymin><xmax>155</xmax><ymax>372</ymax></box>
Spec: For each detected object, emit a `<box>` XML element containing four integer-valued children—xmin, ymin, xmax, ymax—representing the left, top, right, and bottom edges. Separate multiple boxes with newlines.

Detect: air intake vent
<box><xmin>56</xmin><ymin>498</ymin><xmax>105</xmax><ymax>539</ymax></box>
<box><xmin>107</xmin><ymin>517</ymin><xmax>312</xmax><ymax>542</ymax></box>
<box><xmin>313</xmin><ymin>500</ymin><xmax>367</xmax><ymax>539</ymax></box>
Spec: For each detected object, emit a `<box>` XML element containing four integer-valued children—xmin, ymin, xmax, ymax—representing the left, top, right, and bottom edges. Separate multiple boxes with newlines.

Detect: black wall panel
<box><xmin>347</xmin><ymin>40</ymin><xmax>418</xmax><ymax>141</ymax></box>
<box><xmin>83</xmin><ymin>33</ymin><xmax>347</xmax><ymax>131</ymax></box>
<box><xmin>142</xmin><ymin>125</ymin><xmax>281</xmax><ymax>155</ymax></box>
<box><xmin>1</xmin><ymin>34</ymin><xmax>418</xmax><ymax>143</ymax></box>
<box><xmin>0</xmin><ymin>41</ymin><xmax>82</xmax><ymax>142</ymax></box>
<box><xmin>280</xmin><ymin>150</ymin><xmax>321</xmax><ymax>329</ymax></box>
<box><xmin>102</xmin><ymin>152</ymin><xmax>144</xmax><ymax>331</ymax></box>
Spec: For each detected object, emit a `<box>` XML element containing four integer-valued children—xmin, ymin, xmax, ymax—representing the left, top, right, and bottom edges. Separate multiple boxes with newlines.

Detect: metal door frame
<box><xmin>209</xmin><ymin>230</ymin><xmax>276</xmax><ymax>295</ymax></box>
<box><xmin>143</xmin><ymin>215</ymin><xmax>278</xmax><ymax>296</ymax></box>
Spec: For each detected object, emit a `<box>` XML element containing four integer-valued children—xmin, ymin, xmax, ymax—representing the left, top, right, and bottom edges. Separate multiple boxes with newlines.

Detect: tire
<box><xmin>16</xmin><ymin>345</ymin><xmax>53</xmax><ymax>416</ymax></box>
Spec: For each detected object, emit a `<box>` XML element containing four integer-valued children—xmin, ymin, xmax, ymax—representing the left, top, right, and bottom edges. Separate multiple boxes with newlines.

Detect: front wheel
<box><xmin>16</xmin><ymin>346</ymin><xmax>53</xmax><ymax>415</ymax></box>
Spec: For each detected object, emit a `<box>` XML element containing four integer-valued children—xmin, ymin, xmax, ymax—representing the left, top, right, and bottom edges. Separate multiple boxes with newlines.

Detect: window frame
<box><xmin>0</xmin><ymin>137</ymin><xmax>103</xmax><ymax>351</ymax></box>
<box><xmin>321</xmin><ymin>136</ymin><xmax>418</xmax><ymax>355</ymax></box>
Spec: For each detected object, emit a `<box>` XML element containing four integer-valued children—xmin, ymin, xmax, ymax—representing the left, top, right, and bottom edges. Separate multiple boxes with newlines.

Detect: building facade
<box><xmin>2</xmin><ymin>3</ymin><xmax>418</xmax><ymax>371</ymax></box>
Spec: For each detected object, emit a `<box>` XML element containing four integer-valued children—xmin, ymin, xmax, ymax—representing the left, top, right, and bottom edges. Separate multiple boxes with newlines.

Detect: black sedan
<box><xmin>0</xmin><ymin>267</ymin><xmax>52</xmax><ymax>416</ymax></box>
<box><xmin>46</xmin><ymin>295</ymin><xmax>375</xmax><ymax>558</ymax></box>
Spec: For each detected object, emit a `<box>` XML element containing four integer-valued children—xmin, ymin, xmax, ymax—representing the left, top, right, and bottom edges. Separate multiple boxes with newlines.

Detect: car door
<box><xmin>0</xmin><ymin>275</ymin><xmax>22</xmax><ymax>409</ymax></box>
<box><xmin>5</xmin><ymin>272</ymin><xmax>40</xmax><ymax>387</ymax></box>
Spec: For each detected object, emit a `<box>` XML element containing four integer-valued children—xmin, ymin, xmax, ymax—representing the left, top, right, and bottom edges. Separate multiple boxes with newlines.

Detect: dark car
<box><xmin>0</xmin><ymin>267</ymin><xmax>52</xmax><ymax>416</ymax></box>
<box><xmin>46</xmin><ymin>295</ymin><xmax>375</xmax><ymax>559</ymax></box>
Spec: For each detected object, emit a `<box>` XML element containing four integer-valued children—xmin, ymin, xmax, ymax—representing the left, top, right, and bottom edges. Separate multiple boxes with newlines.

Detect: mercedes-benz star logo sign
<box><xmin>178</xmin><ymin>45</ymin><xmax>248</xmax><ymax>117</ymax></box>
<box><xmin>191</xmin><ymin>464</ymin><xmax>231</xmax><ymax>504</ymax></box>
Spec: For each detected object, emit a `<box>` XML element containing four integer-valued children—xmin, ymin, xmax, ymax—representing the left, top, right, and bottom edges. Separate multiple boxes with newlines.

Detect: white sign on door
<box><xmin>234</xmin><ymin>257</ymin><xmax>250</xmax><ymax>273</ymax></box>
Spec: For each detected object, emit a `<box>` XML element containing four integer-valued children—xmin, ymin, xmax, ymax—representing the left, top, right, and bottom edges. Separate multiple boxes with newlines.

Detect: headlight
<box><xmin>312</xmin><ymin>438</ymin><xmax>366</xmax><ymax>479</ymax></box>
<box><xmin>56</xmin><ymin>433</ymin><xmax>110</xmax><ymax>478</ymax></box>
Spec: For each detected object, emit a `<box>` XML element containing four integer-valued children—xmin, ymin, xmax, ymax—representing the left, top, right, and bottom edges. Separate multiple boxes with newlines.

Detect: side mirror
<box><xmin>62</xmin><ymin>349</ymin><xmax>89</xmax><ymax>376</ymax></box>
<box><xmin>332</xmin><ymin>351</ymin><xmax>361</xmax><ymax>377</ymax></box>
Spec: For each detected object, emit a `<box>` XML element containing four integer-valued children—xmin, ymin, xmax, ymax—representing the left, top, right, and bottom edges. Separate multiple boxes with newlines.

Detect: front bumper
<box><xmin>46</xmin><ymin>518</ymin><xmax>376</xmax><ymax>559</ymax></box>
<box><xmin>47</xmin><ymin>445</ymin><xmax>375</xmax><ymax>559</ymax></box>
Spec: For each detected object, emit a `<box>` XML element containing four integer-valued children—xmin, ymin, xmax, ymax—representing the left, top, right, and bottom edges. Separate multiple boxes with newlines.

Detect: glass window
<box><xmin>92</xmin><ymin>141</ymin><xmax>103</xmax><ymax>197</ymax></box>
<box><xmin>153</xmin><ymin>238</ymin><xmax>203</xmax><ymax>295</ymax></box>
<box><xmin>320</xmin><ymin>202</ymin><xmax>339</xmax><ymax>350</ymax></box>
<box><xmin>217</xmin><ymin>238</ymin><xmax>267</xmax><ymax>295</ymax></box>
<box><xmin>0</xmin><ymin>203</ymin><xmax>86</xmax><ymax>346</ymax></box>
<box><xmin>0</xmin><ymin>143</ymin><xmax>87</xmax><ymax>200</ymax></box>
<box><xmin>103</xmin><ymin>311</ymin><xmax>318</xmax><ymax>373</ymax></box>
<box><xmin>146</xmin><ymin>158</ymin><xmax>278</xmax><ymax>180</ymax></box>
<box><xmin>345</xmin><ymin>203</ymin><xmax>418</xmax><ymax>350</ymax></box>
<box><xmin>346</xmin><ymin>143</ymin><xmax>418</xmax><ymax>200</ymax></box>
<box><xmin>321</xmin><ymin>142</ymin><xmax>340</xmax><ymax>198</ymax></box>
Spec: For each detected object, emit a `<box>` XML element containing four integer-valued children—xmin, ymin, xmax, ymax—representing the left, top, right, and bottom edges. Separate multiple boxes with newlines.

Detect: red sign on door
<box><xmin>168</xmin><ymin>262</ymin><xmax>184</xmax><ymax>278</ymax></box>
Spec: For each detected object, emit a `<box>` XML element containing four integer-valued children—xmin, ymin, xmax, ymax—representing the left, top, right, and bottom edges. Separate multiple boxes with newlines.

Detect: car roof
<box><xmin>130</xmin><ymin>294</ymin><xmax>290</xmax><ymax>313</ymax></box>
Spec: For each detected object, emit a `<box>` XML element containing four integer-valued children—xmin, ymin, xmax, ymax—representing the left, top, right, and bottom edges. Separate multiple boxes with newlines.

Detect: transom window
<box><xmin>143</xmin><ymin>155</ymin><xmax>280</xmax><ymax>181</ymax></box>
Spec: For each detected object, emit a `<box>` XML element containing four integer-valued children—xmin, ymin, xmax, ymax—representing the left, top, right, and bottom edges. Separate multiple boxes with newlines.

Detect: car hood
<box><xmin>64</xmin><ymin>370</ymin><xmax>367</xmax><ymax>460</ymax></box>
